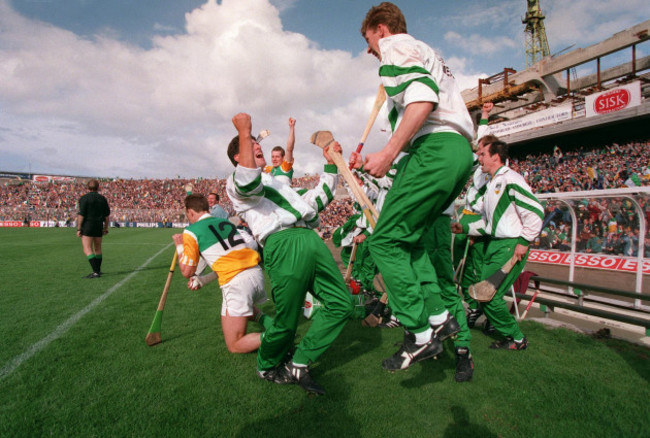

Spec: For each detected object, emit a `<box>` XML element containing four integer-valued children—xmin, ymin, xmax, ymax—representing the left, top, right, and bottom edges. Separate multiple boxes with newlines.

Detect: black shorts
<box><xmin>81</xmin><ymin>220</ymin><xmax>104</xmax><ymax>237</ymax></box>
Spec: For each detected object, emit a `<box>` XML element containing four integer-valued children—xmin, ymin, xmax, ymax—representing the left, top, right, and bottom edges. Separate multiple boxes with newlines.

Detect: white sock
<box><xmin>414</xmin><ymin>327</ymin><xmax>433</xmax><ymax>345</ymax></box>
<box><xmin>513</xmin><ymin>338</ymin><xmax>524</xmax><ymax>343</ymax></box>
<box><xmin>428</xmin><ymin>310</ymin><xmax>449</xmax><ymax>326</ymax></box>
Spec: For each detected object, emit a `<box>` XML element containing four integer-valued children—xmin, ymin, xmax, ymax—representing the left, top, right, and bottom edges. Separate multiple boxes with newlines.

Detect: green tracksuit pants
<box><xmin>355</xmin><ymin>241</ymin><xmax>379</xmax><ymax>295</ymax></box>
<box><xmin>479</xmin><ymin>238</ymin><xmax>527</xmax><ymax>340</ymax></box>
<box><xmin>422</xmin><ymin>215</ymin><xmax>471</xmax><ymax>348</ymax></box>
<box><xmin>368</xmin><ymin>132</ymin><xmax>472</xmax><ymax>334</ymax></box>
<box><xmin>258</xmin><ymin>228</ymin><xmax>354</xmax><ymax>371</ymax></box>
<box><xmin>340</xmin><ymin>245</ymin><xmax>352</xmax><ymax>268</ymax></box>
<box><xmin>453</xmin><ymin>213</ymin><xmax>484</xmax><ymax>311</ymax></box>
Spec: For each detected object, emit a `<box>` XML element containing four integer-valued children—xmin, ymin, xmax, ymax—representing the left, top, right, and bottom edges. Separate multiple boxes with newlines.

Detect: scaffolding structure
<box><xmin>523</xmin><ymin>0</ymin><xmax>551</xmax><ymax>67</ymax></box>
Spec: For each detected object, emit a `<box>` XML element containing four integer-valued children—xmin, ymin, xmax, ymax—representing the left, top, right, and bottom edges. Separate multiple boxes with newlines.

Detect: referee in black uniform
<box><xmin>77</xmin><ymin>179</ymin><xmax>111</xmax><ymax>278</ymax></box>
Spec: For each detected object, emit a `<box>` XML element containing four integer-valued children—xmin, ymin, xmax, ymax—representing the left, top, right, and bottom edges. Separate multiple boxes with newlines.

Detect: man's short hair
<box><xmin>87</xmin><ymin>179</ymin><xmax>99</xmax><ymax>191</ymax></box>
<box><xmin>361</xmin><ymin>2</ymin><xmax>407</xmax><ymax>36</ymax></box>
<box><xmin>208</xmin><ymin>192</ymin><xmax>219</xmax><ymax>202</ymax></box>
<box><xmin>272</xmin><ymin>146</ymin><xmax>285</xmax><ymax>156</ymax></box>
<box><xmin>227</xmin><ymin>135</ymin><xmax>240</xmax><ymax>166</ymax></box>
<box><xmin>184</xmin><ymin>194</ymin><xmax>209</xmax><ymax>213</ymax></box>
<box><xmin>485</xmin><ymin>140</ymin><xmax>509</xmax><ymax>164</ymax></box>
<box><xmin>478</xmin><ymin>134</ymin><xmax>499</xmax><ymax>147</ymax></box>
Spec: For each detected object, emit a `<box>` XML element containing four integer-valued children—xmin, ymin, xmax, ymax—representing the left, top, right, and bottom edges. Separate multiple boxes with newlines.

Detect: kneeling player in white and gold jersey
<box><xmin>173</xmin><ymin>194</ymin><xmax>272</xmax><ymax>354</ymax></box>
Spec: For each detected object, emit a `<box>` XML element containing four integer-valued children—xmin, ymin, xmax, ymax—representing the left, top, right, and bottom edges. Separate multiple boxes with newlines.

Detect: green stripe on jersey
<box><xmin>490</xmin><ymin>184</ymin><xmax>542</xmax><ymax>235</ymax></box>
<box><xmin>388</xmin><ymin>107</ymin><xmax>398</xmax><ymax>132</ymax></box>
<box><xmin>384</xmin><ymin>77</ymin><xmax>439</xmax><ymax>98</ymax></box>
<box><xmin>237</xmin><ymin>173</ymin><xmax>262</xmax><ymax>195</ymax></box>
<box><xmin>379</xmin><ymin>64</ymin><xmax>430</xmax><ymax>78</ymax></box>
<box><xmin>263</xmin><ymin>186</ymin><xmax>302</xmax><ymax>221</ymax></box>
<box><xmin>506</xmin><ymin>184</ymin><xmax>543</xmax><ymax>219</ymax></box>
<box><xmin>322</xmin><ymin>183</ymin><xmax>333</xmax><ymax>203</ymax></box>
<box><xmin>379</xmin><ymin>65</ymin><xmax>440</xmax><ymax>97</ymax></box>
<box><xmin>491</xmin><ymin>187</ymin><xmax>514</xmax><ymax>236</ymax></box>
<box><xmin>513</xmin><ymin>198</ymin><xmax>544</xmax><ymax>221</ymax></box>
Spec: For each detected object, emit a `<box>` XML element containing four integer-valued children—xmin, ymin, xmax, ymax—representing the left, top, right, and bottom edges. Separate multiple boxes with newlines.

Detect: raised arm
<box><xmin>285</xmin><ymin>117</ymin><xmax>296</xmax><ymax>164</ymax></box>
<box><xmin>232</xmin><ymin>113</ymin><xmax>255</xmax><ymax>169</ymax></box>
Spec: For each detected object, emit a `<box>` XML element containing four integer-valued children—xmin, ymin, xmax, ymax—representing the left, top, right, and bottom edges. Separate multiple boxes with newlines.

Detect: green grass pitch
<box><xmin>0</xmin><ymin>227</ymin><xmax>649</xmax><ymax>437</ymax></box>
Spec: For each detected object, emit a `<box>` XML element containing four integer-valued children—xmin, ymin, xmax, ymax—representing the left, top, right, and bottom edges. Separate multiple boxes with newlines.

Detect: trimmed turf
<box><xmin>0</xmin><ymin>227</ymin><xmax>648</xmax><ymax>437</ymax></box>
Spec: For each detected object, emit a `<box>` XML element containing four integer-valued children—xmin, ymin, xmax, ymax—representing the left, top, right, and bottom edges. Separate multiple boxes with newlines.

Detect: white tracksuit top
<box><xmin>226</xmin><ymin>164</ymin><xmax>338</xmax><ymax>246</ymax></box>
<box><xmin>467</xmin><ymin>166</ymin><xmax>544</xmax><ymax>244</ymax></box>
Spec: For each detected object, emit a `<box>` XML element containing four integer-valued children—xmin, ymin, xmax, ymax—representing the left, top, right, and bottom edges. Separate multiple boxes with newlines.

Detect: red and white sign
<box><xmin>0</xmin><ymin>221</ymin><xmax>42</xmax><ymax>227</ymax></box>
<box><xmin>528</xmin><ymin>249</ymin><xmax>650</xmax><ymax>274</ymax></box>
<box><xmin>585</xmin><ymin>81</ymin><xmax>641</xmax><ymax>118</ymax></box>
<box><xmin>32</xmin><ymin>175</ymin><xmax>76</xmax><ymax>183</ymax></box>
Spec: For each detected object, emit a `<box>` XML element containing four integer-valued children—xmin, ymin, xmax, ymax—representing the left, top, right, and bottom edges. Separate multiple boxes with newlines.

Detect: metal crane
<box><xmin>523</xmin><ymin>0</ymin><xmax>551</xmax><ymax>67</ymax></box>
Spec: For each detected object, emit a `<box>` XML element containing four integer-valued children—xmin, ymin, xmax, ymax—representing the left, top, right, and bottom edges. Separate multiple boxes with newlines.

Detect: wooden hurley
<box><xmin>310</xmin><ymin>131</ymin><xmax>379</xmax><ymax>227</ymax></box>
<box><xmin>468</xmin><ymin>255</ymin><xmax>519</xmax><ymax>302</ymax></box>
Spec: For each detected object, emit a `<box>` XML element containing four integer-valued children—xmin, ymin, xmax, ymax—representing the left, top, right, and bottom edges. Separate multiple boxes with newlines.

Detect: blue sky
<box><xmin>1</xmin><ymin>0</ymin><xmax>648</xmax><ymax>178</ymax></box>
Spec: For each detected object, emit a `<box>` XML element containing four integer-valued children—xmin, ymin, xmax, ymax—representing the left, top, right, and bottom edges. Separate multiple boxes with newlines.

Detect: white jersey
<box><xmin>378</xmin><ymin>33</ymin><xmax>474</xmax><ymax>144</ymax></box>
<box><xmin>349</xmin><ymin>171</ymin><xmax>380</xmax><ymax>233</ymax></box>
<box><xmin>468</xmin><ymin>166</ymin><xmax>543</xmax><ymax>243</ymax></box>
<box><xmin>226</xmin><ymin>164</ymin><xmax>338</xmax><ymax>246</ymax></box>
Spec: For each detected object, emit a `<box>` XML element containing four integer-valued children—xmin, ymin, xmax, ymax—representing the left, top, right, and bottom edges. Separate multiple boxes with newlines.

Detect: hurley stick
<box><xmin>362</xmin><ymin>276</ymin><xmax>389</xmax><ymax>327</ymax></box>
<box><xmin>351</xmin><ymin>84</ymin><xmax>386</xmax><ymax>167</ymax></box>
<box><xmin>256</xmin><ymin>129</ymin><xmax>270</xmax><ymax>143</ymax></box>
<box><xmin>310</xmin><ymin>131</ymin><xmax>390</xmax><ymax>324</ymax></box>
<box><xmin>520</xmin><ymin>289</ymin><xmax>539</xmax><ymax>320</ymax></box>
<box><xmin>344</xmin><ymin>241</ymin><xmax>358</xmax><ymax>284</ymax></box>
<box><xmin>468</xmin><ymin>255</ymin><xmax>518</xmax><ymax>302</ymax></box>
<box><xmin>145</xmin><ymin>252</ymin><xmax>178</xmax><ymax>346</ymax></box>
<box><xmin>310</xmin><ymin>131</ymin><xmax>379</xmax><ymax>225</ymax></box>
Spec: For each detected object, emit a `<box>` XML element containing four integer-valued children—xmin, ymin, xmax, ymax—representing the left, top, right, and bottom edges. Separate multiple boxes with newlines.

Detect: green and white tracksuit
<box><xmin>227</xmin><ymin>164</ymin><xmax>353</xmax><ymax>371</ymax></box>
<box><xmin>454</xmin><ymin>117</ymin><xmax>492</xmax><ymax>310</ymax></box>
<box><xmin>455</xmin><ymin>161</ymin><xmax>490</xmax><ymax>310</ymax></box>
<box><xmin>465</xmin><ymin>166</ymin><xmax>543</xmax><ymax>340</ymax></box>
<box><xmin>367</xmin><ymin>33</ymin><xmax>474</xmax><ymax>335</ymax></box>
<box><xmin>332</xmin><ymin>212</ymin><xmax>362</xmax><ymax>268</ymax></box>
<box><xmin>349</xmin><ymin>163</ymin><xmax>401</xmax><ymax>297</ymax></box>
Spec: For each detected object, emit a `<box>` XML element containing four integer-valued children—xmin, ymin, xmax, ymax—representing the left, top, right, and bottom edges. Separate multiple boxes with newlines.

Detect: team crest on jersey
<box><xmin>495</xmin><ymin>182</ymin><xmax>502</xmax><ymax>194</ymax></box>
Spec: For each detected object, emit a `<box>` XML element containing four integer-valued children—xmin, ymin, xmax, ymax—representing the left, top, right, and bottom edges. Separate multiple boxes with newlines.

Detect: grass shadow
<box><xmin>443</xmin><ymin>406</ymin><xmax>498</xmax><ymax>438</ymax></box>
<box><xmin>235</xmin><ymin>371</ymin><xmax>361</xmax><ymax>438</ymax></box>
<box><xmin>598</xmin><ymin>336</ymin><xmax>650</xmax><ymax>383</ymax></box>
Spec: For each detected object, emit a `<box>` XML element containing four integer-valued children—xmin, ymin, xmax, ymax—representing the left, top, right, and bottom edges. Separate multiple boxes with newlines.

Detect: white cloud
<box><xmin>445</xmin><ymin>57</ymin><xmax>489</xmax><ymax>92</ymax></box>
<box><xmin>444</xmin><ymin>31</ymin><xmax>518</xmax><ymax>56</ymax></box>
<box><xmin>543</xmin><ymin>0</ymin><xmax>650</xmax><ymax>51</ymax></box>
<box><xmin>0</xmin><ymin>0</ymin><xmax>380</xmax><ymax>178</ymax></box>
<box><xmin>153</xmin><ymin>23</ymin><xmax>178</xmax><ymax>33</ymax></box>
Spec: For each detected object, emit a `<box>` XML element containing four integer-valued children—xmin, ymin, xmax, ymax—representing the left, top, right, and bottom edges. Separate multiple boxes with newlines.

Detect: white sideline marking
<box><xmin>0</xmin><ymin>244</ymin><xmax>173</xmax><ymax>381</ymax></box>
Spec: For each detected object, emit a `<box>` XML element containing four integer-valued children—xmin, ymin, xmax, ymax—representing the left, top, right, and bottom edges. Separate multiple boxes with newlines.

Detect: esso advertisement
<box><xmin>528</xmin><ymin>249</ymin><xmax>650</xmax><ymax>274</ymax></box>
<box><xmin>585</xmin><ymin>81</ymin><xmax>641</xmax><ymax>117</ymax></box>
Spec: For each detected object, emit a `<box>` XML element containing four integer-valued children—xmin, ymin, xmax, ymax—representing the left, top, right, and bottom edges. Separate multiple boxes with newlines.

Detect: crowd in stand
<box><xmin>511</xmin><ymin>141</ymin><xmax>649</xmax><ymax>193</ymax></box>
<box><xmin>0</xmin><ymin>174</ymin><xmax>353</xmax><ymax>233</ymax></box>
<box><xmin>534</xmin><ymin>198</ymin><xmax>650</xmax><ymax>257</ymax></box>
<box><xmin>1</xmin><ymin>140</ymin><xmax>648</xmax><ymax>256</ymax></box>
